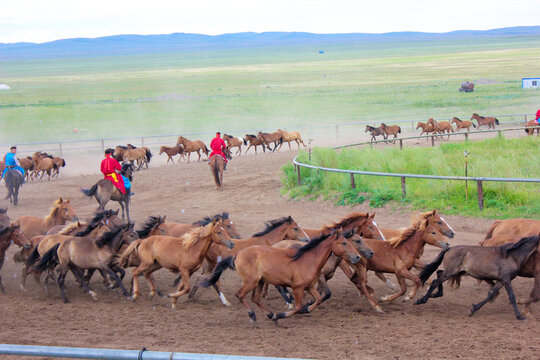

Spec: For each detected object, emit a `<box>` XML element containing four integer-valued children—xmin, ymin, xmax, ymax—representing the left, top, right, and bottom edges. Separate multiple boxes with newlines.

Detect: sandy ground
<box><xmin>0</xmin><ymin>131</ymin><xmax>538</xmax><ymax>360</ymax></box>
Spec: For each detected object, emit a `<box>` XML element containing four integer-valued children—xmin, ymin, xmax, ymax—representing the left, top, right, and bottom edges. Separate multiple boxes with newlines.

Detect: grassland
<box><xmin>1</xmin><ymin>36</ymin><xmax>540</xmax><ymax>144</ymax></box>
<box><xmin>282</xmin><ymin>136</ymin><xmax>539</xmax><ymax>218</ymax></box>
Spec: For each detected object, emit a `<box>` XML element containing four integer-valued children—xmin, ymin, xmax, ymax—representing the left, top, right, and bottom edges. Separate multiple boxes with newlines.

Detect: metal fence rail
<box><xmin>293</xmin><ymin>126</ymin><xmax>540</xmax><ymax>210</ymax></box>
<box><xmin>0</xmin><ymin>344</ymin><xmax>311</xmax><ymax>360</ymax></box>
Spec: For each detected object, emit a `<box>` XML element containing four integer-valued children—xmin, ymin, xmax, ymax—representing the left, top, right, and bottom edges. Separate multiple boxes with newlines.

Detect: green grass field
<box><xmin>282</xmin><ymin>136</ymin><xmax>539</xmax><ymax>218</ymax></box>
<box><xmin>1</xmin><ymin>36</ymin><xmax>539</xmax><ymax>143</ymax></box>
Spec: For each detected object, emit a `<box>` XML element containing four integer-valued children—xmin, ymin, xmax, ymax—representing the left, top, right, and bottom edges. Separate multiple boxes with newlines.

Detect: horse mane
<box><xmin>386</xmin><ymin>214</ymin><xmax>430</xmax><ymax>247</ymax></box>
<box><xmin>180</xmin><ymin>226</ymin><xmax>205</xmax><ymax>249</ymax></box>
<box><xmin>246</xmin><ymin>134</ymin><xmax>256</xmax><ymax>138</ymax></box>
<box><xmin>497</xmin><ymin>235</ymin><xmax>539</xmax><ymax>258</ymax></box>
<box><xmin>0</xmin><ymin>226</ymin><xmax>10</xmax><ymax>236</ymax></box>
<box><xmin>95</xmin><ymin>224</ymin><xmax>125</xmax><ymax>248</ymax></box>
<box><xmin>252</xmin><ymin>216</ymin><xmax>292</xmax><ymax>237</ymax></box>
<box><xmin>117</xmin><ymin>145</ymin><xmax>128</xmax><ymax>149</ymax></box>
<box><xmin>44</xmin><ymin>198</ymin><xmax>63</xmax><ymax>223</ymax></box>
<box><xmin>137</xmin><ymin>216</ymin><xmax>162</xmax><ymax>238</ymax></box>
<box><xmin>75</xmin><ymin>210</ymin><xmax>115</xmax><ymax>236</ymax></box>
<box><xmin>192</xmin><ymin>212</ymin><xmax>229</xmax><ymax>226</ymax></box>
<box><xmin>127</xmin><ymin>143</ymin><xmax>137</xmax><ymax>148</ymax></box>
<box><xmin>290</xmin><ymin>232</ymin><xmax>332</xmax><ymax>261</ymax></box>
<box><xmin>59</xmin><ymin>222</ymin><xmax>83</xmax><ymax>235</ymax></box>
<box><xmin>321</xmin><ymin>212</ymin><xmax>368</xmax><ymax>232</ymax></box>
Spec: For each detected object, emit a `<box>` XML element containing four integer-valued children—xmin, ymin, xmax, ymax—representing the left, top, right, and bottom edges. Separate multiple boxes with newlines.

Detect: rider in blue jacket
<box><xmin>2</xmin><ymin>146</ymin><xmax>25</xmax><ymax>180</ymax></box>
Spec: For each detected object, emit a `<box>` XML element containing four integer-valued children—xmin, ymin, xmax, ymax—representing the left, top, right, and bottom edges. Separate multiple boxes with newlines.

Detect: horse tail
<box><xmin>199</xmin><ymin>256</ymin><xmax>235</xmax><ymax>288</ymax></box>
<box><xmin>212</xmin><ymin>158</ymin><xmax>221</xmax><ymax>187</ymax></box>
<box><xmin>117</xmin><ymin>238</ymin><xmax>143</xmax><ymax>268</ymax></box>
<box><xmin>419</xmin><ymin>248</ymin><xmax>450</xmax><ymax>285</ymax></box>
<box><xmin>494</xmin><ymin>118</ymin><xmax>499</xmax><ymax>125</ymax></box>
<box><xmin>25</xmin><ymin>247</ymin><xmax>41</xmax><ymax>268</ymax></box>
<box><xmin>398</xmin><ymin>126</ymin><xmax>401</xmax><ymax>133</ymax></box>
<box><xmin>33</xmin><ymin>243</ymin><xmax>60</xmax><ymax>273</ymax></box>
<box><xmin>243</xmin><ymin>138</ymin><xmax>247</xmax><ymax>146</ymax></box>
<box><xmin>481</xmin><ymin>220</ymin><xmax>501</xmax><ymax>244</ymax></box>
<box><xmin>81</xmin><ymin>184</ymin><xmax>98</xmax><ymax>197</ymax></box>
<box><xmin>204</xmin><ymin>145</ymin><xmax>210</xmax><ymax>155</ymax></box>
<box><xmin>144</xmin><ymin>148</ymin><xmax>152</xmax><ymax>163</ymax></box>
<box><xmin>61</xmin><ymin>159</ymin><xmax>66</xmax><ymax>167</ymax></box>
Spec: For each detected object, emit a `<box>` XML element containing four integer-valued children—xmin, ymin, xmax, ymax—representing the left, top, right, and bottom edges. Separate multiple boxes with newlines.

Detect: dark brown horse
<box><xmin>257</xmin><ymin>131</ymin><xmax>281</xmax><ymax>151</ymax></box>
<box><xmin>4</xmin><ymin>168</ymin><xmax>23</xmax><ymax>206</ymax></box>
<box><xmin>82</xmin><ymin>163</ymin><xmax>134</xmax><ymax>221</ymax></box>
<box><xmin>200</xmin><ymin>230</ymin><xmax>361</xmax><ymax>322</ymax></box>
<box><xmin>380</xmin><ymin>123</ymin><xmax>401</xmax><ymax>143</ymax></box>
<box><xmin>209</xmin><ymin>148</ymin><xmax>231</xmax><ymax>190</ymax></box>
<box><xmin>365</xmin><ymin>125</ymin><xmax>385</xmax><ymax>143</ymax></box>
<box><xmin>471</xmin><ymin>113</ymin><xmax>499</xmax><ymax>129</ymax></box>
<box><xmin>243</xmin><ymin>134</ymin><xmax>267</xmax><ymax>154</ymax></box>
<box><xmin>416</xmin><ymin>235</ymin><xmax>539</xmax><ymax>320</ymax></box>
<box><xmin>0</xmin><ymin>224</ymin><xmax>30</xmax><ymax>292</ymax></box>
<box><xmin>524</xmin><ymin>120</ymin><xmax>540</xmax><ymax>136</ymax></box>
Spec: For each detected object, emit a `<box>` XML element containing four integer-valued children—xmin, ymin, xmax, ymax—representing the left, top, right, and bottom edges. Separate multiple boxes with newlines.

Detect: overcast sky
<box><xmin>1</xmin><ymin>0</ymin><xmax>538</xmax><ymax>43</ymax></box>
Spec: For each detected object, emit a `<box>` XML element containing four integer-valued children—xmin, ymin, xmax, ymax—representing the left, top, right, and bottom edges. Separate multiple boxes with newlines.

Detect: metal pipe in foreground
<box><xmin>0</xmin><ymin>344</ymin><xmax>311</xmax><ymax>360</ymax></box>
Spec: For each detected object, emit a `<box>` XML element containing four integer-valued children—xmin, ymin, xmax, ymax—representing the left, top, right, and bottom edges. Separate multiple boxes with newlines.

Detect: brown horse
<box><xmin>299</xmin><ymin>212</ymin><xmax>385</xmax><ymax>241</ymax></box>
<box><xmin>243</xmin><ymin>134</ymin><xmax>267</xmax><ymax>154</ymax></box>
<box><xmin>126</xmin><ymin>144</ymin><xmax>152</xmax><ymax>169</ymax></box>
<box><xmin>159</xmin><ymin>145</ymin><xmax>184</xmax><ymax>163</ymax></box>
<box><xmin>200</xmin><ymin>230</ymin><xmax>361</xmax><ymax>322</ymax></box>
<box><xmin>525</xmin><ymin>120</ymin><xmax>540</xmax><ymax>136</ymax></box>
<box><xmin>416</xmin><ymin>235</ymin><xmax>539</xmax><ymax>320</ymax></box>
<box><xmin>34</xmin><ymin>222</ymin><xmax>138</xmax><ymax>303</ymax></box>
<box><xmin>451</xmin><ymin>117</ymin><xmax>476</xmax><ymax>132</ymax></box>
<box><xmin>380</xmin><ymin>123</ymin><xmax>401</xmax><ymax>143</ymax></box>
<box><xmin>115</xmin><ymin>145</ymin><xmax>151</xmax><ymax>170</ymax></box>
<box><xmin>365</xmin><ymin>125</ymin><xmax>385</xmax><ymax>143</ymax></box>
<box><xmin>276</xmin><ymin>129</ymin><xmax>307</xmax><ymax>151</ymax></box>
<box><xmin>0</xmin><ymin>224</ymin><xmax>30</xmax><ymax>292</ymax></box>
<box><xmin>209</xmin><ymin>149</ymin><xmax>231</xmax><ymax>190</ymax></box>
<box><xmin>223</xmin><ymin>134</ymin><xmax>243</xmax><ymax>156</ymax></box>
<box><xmin>40</xmin><ymin>152</ymin><xmax>65</xmax><ymax>178</ymax></box>
<box><xmin>0</xmin><ymin>208</ymin><xmax>10</xmax><ymax>228</ymax></box>
<box><xmin>13</xmin><ymin>198</ymin><xmax>79</xmax><ymax>240</ymax></box>
<box><xmin>471</xmin><ymin>113</ymin><xmax>499</xmax><ymax>129</ymax></box>
<box><xmin>31</xmin><ymin>152</ymin><xmax>57</xmax><ymax>181</ymax></box>
<box><xmin>120</xmin><ymin>218</ymin><xmax>235</xmax><ymax>308</ymax></box>
<box><xmin>435</xmin><ymin>121</ymin><xmax>454</xmax><ymax>140</ymax></box>
<box><xmin>82</xmin><ymin>163</ymin><xmax>134</xmax><ymax>221</ymax></box>
<box><xmin>416</xmin><ymin>122</ymin><xmax>438</xmax><ymax>139</ymax></box>
<box><xmin>159</xmin><ymin>212</ymin><xmax>241</xmax><ymax>240</ymax></box>
<box><xmin>18</xmin><ymin>156</ymin><xmax>34</xmax><ymax>182</ymax></box>
<box><xmin>257</xmin><ymin>131</ymin><xmax>281</xmax><ymax>152</ymax></box>
<box><xmin>176</xmin><ymin>136</ymin><xmax>209</xmax><ymax>162</ymax></box>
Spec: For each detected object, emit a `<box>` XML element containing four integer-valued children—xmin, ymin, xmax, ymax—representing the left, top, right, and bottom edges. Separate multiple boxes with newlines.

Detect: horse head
<box><xmin>425</xmin><ymin>210</ymin><xmax>455</xmax><ymax>239</ymax></box>
<box><xmin>331</xmin><ymin>229</ymin><xmax>362</xmax><ymax>264</ymax></box>
<box><xmin>422</xmin><ymin>221</ymin><xmax>450</xmax><ymax>250</ymax></box>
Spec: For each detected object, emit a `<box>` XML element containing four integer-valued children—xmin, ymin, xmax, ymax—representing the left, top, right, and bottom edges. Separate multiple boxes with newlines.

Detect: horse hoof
<box><xmin>148</xmin><ymin>292</ymin><xmax>155</xmax><ymax>299</ymax></box>
<box><xmin>89</xmin><ymin>291</ymin><xmax>98</xmax><ymax>301</ymax></box>
<box><xmin>379</xmin><ymin>296</ymin><xmax>389</xmax><ymax>302</ymax></box>
<box><xmin>171</xmin><ymin>304</ymin><xmax>177</xmax><ymax>310</ymax></box>
<box><xmin>402</xmin><ymin>295</ymin><xmax>411</xmax><ymax>302</ymax></box>
<box><xmin>375</xmin><ymin>307</ymin><xmax>384</xmax><ymax>314</ymax></box>
<box><xmin>287</xmin><ymin>303</ymin><xmax>294</xmax><ymax>311</ymax></box>
<box><xmin>19</xmin><ymin>285</ymin><xmax>27</xmax><ymax>292</ymax></box>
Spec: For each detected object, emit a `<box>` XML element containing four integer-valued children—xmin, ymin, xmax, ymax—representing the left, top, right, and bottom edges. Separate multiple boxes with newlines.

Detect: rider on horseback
<box><xmin>1</xmin><ymin>146</ymin><xmax>25</xmax><ymax>181</ymax></box>
<box><xmin>210</xmin><ymin>132</ymin><xmax>228</xmax><ymax>170</ymax></box>
<box><xmin>101</xmin><ymin>149</ymin><xmax>129</xmax><ymax>195</ymax></box>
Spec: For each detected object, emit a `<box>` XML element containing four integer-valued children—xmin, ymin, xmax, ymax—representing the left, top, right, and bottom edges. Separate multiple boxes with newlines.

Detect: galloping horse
<box><xmin>435</xmin><ymin>121</ymin><xmax>454</xmax><ymax>140</ymax></box>
<box><xmin>525</xmin><ymin>120</ymin><xmax>540</xmax><ymax>136</ymax></box>
<box><xmin>380</xmin><ymin>123</ymin><xmax>401</xmax><ymax>143</ymax></box>
<box><xmin>159</xmin><ymin>145</ymin><xmax>184</xmax><ymax>163</ymax></box>
<box><xmin>4</xmin><ymin>168</ymin><xmax>23</xmax><ymax>206</ymax></box>
<box><xmin>365</xmin><ymin>125</ymin><xmax>385</xmax><ymax>143</ymax></box>
<box><xmin>31</xmin><ymin>152</ymin><xmax>57</xmax><ymax>181</ymax></box>
<box><xmin>115</xmin><ymin>146</ymin><xmax>151</xmax><ymax>170</ymax></box>
<box><xmin>120</xmin><ymin>218</ymin><xmax>235</xmax><ymax>308</ymax></box>
<box><xmin>82</xmin><ymin>163</ymin><xmax>134</xmax><ymax>221</ymax></box>
<box><xmin>209</xmin><ymin>148</ymin><xmax>231</xmax><ymax>190</ymax></box>
<box><xmin>471</xmin><ymin>113</ymin><xmax>499</xmax><ymax>129</ymax></box>
<box><xmin>223</xmin><ymin>134</ymin><xmax>243</xmax><ymax>156</ymax></box>
<box><xmin>18</xmin><ymin>157</ymin><xmax>34</xmax><ymax>182</ymax></box>
<box><xmin>126</xmin><ymin>144</ymin><xmax>152</xmax><ymax>169</ymax></box>
<box><xmin>0</xmin><ymin>224</ymin><xmax>30</xmax><ymax>292</ymax></box>
<box><xmin>40</xmin><ymin>152</ymin><xmax>65</xmax><ymax>178</ymax></box>
<box><xmin>276</xmin><ymin>129</ymin><xmax>307</xmax><ymax>151</ymax></box>
<box><xmin>416</xmin><ymin>122</ymin><xmax>438</xmax><ymax>139</ymax></box>
<box><xmin>14</xmin><ymin>198</ymin><xmax>79</xmax><ymax>240</ymax></box>
<box><xmin>451</xmin><ymin>117</ymin><xmax>476</xmax><ymax>132</ymax></box>
<box><xmin>176</xmin><ymin>136</ymin><xmax>209</xmax><ymax>162</ymax></box>
<box><xmin>244</xmin><ymin>134</ymin><xmax>267</xmax><ymax>154</ymax></box>
<box><xmin>200</xmin><ymin>230</ymin><xmax>361</xmax><ymax>322</ymax></box>
<box><xmin>257</xmin><ymin>131</ymin><xmax>281</xmax><ymax>152</ymax></box>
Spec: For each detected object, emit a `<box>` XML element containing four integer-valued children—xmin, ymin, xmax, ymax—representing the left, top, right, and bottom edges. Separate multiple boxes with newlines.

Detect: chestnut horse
<box><xmin>223</xmin><ymin>134</ymin><xmax>243</xmax><ymax>156</ymax></box>
<box><xmin>209</xmin><ymin>148</ymin><xmax>231</xmax><ymax>190</ymax></box>
<box><xmin>471</xmin><ymin>113</ymin><xmax>499</xmax><ymax>129</ymax></box>
<box><xmin>115</xmin><ymin>145</ymin><xmax>151</xmax><ymax>170</ymax></box>
<box><xmin>13</xmin><ymin>198</ymin><xmax>79</xmax><ymax>240</ymax></box>
<box><xmin>159</xmin><ymin>145</ymin><xmax>184</xmax><ymax>163</ymax></box>
<box><xmin>416</xmin><ymin>235</ymin><xmax>539</xmax><ymax>320</ymax></box>
<box><xmin>40</xmin><ymin>152</ymin><xmax>65</xmax><ymax>178</ymax></box>
<box><xmin>451</xmin><ymin>117</ymin><xmax>476</xmax><ymax>132</ymax></box>
<box><xmin>34</xmin><ymin>222</ymin><xmax>138</xmax><ymax>303</ymax></box>
<box><xmin>176</xmin><ymin>136</ymin><xmax>209</xmax><ymax>162</ymax></box>
<box><xmin>31</xmin><ymin>152</ymin><xmax>57</xmax><ymax>181</ymax></box>
<box><xmin>120</xmin><ymin>218</ymin><xmax>235</xmax><ymax>308</ymax></box>
<box><xmin>126</xmin><ymin>144</ymin><xmax>152</xmax><ymax>169</ymax></box>
<box><xmin>416</xmin><ymin>122</ymin><xmax>437</xmax><ymax>139</ymax></box>
<box><xmin>0</xmin><ymin>224</ymin><xmax>30</xmax><ymax>292</ymax></box>
<box><xmin>525</xmin><ymin>120</ymin><xmax>540</xmax><ymax>136</ymax></box>
<box><xmin>19</xmin><ymin>157</ymin><xmax>34</xmax><ymax>182</ymax></box>
<box><xmin>257</xmin><ymin>131</ymin><xmax>281</xmax><ymax>152</ymax></box>
<box><xmin>435</xmin><ymin>121</ymin><xmax>454</xmax><ymax>140</ymax></box>
<box><xmin>244</xmin><ymin>134</ymin><xmax>267</xmax><ymax>154</ymax></box>
<box><xmin>276</xmin><ymin>129</ymin><xmax>307</xmax><ymax>151</ymax></box>
<box><xmin>380</xmin><ymin>123</ymin><xmax>401</xmax><ymax>143</ymax></box>
<box><xmin>365</xmin><ymin>125</ymin><xmax>385</xmax><ymax>143</ymax></box>
<box><xmin>160</xmin><ymin>212</ymin><xmax>241</xmax><ymax>240</ymax></box>
<box><xmin>200</xmin><ymin>230</ymin><xmax>361</xmax><ymax>322</ymax></box>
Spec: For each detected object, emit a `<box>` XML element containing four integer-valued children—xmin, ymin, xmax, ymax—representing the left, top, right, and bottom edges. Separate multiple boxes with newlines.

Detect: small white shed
<box><xmin>522</xmin><ymin>78</ymin><xmax>540</xmax><ymax>89</ymax></box>
<box><xmin>0</xmin><ymin>84</ymin><xmax>10</xmax><ymax>90</ymax></box>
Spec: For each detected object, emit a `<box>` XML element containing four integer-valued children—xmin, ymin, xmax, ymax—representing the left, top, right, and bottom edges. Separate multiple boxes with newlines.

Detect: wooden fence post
<box><xmin>59</xmin><ymin>142</ymin><xmax>63</xmax><ymax>157</ymax></box>
<box><xmin>431</xmin><ymin>136</ymin><xmax>435</xmax><ymax>147</ymax></box>
<box><xmin>335</xmin><ymin>125</ymin><xmax>339</xmax><ymax>138</ymax></box>
<box><xmin>476</xmin><ymin>180</ymin><xmax>484</xmax><ymax>210</ymax></box>
<box><xmin>350</xmin><ymin>173</ymin><xmax>356</xmax><ymax>189</ymax></box>
<box><xmin>101</xmin><ymin>139</ymin><xmax>105</xmax><ymax>151</ymax></box>
<box><xmin>401</xmin><ymin>177</ymin><xmax>406</xmax><ymax>199</ymax></box>
<box><xmin>296</xmin><ymin>165</ymin><xmax>301</xmax><ymax>186</ymax></box>
<box><xmin>465</xmin><ymin>133</ymin><xmax>469</xmax><ymax>142</ymax></box>
<box><xmin>399</xmin><ymin>139</ymin><xmax>403</xmax><ymax>150</ymax></box>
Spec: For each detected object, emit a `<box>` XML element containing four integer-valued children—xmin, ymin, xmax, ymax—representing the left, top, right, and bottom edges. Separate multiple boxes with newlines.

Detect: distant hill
<box><xmin>1</xmin><ymin>26</ymin><xmax>539</xmax><ymax>60</ymax></box>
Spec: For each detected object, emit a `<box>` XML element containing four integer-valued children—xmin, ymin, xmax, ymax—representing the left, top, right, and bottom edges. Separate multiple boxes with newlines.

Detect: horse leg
<box><xmin>235</xmin><ymin>280</ymin><xmax>259</xmax><ymax>322</ymax></box>
<box><xmin>275</xmin><ymin>285</ymin><xmax>295</xmax><ymax>309</ymax></box>
<box><xmin>272</xmin><ymin>286</ymin><xmax>305</xmax><ymax>321</ymax></box>
<box><xmin>104</xmin><ymin>266</ymin><xmax>130</xmax><ymax>298</ymax></box>
<box><xmin>119</xmin><ymin>201</ymin><xmax>125</xmax><ymax>220</ymax></box>
<box><xmin>379</xmin><ymin>274</ymin><xmax>407</xmax><ymax>302</ymax></box>
<box><xmin>375</xmin><ymin>271</ymin><xmax>399</xmax><ymax>291</ymax></box>
<box><xmin>518</xmin><ymin>272</ymin><xmax>540</xmax><ymax>316</ymax></box>
<box><xmin>349</xmin><ymin>265</ymin><xmax>384</xmax><ymax>313</ymax></box>
<box><xmin>0</xmin><ymin>257</ymin><xmax>5</xmax><ymax>292</ymax></box>
<box><xmin>251</xmin><ymin>281</ymin><xmax>276</xmax><ymax>320</ymax></box>
<box><xmin>124</xmin><ymin>198</ymin><xmax>130</xmax><ymax>223</ymax></box>
<box><xmin>57</xmin><ymin>267</ymin><xmax>70</xmax><ymax>303</ymax></box>
<box><xmin>415</xmin><ymin>270</ymin><xmax>450</xmax><ymax>305</ymax></box>
<box><xmin>168</xmin><ymin>269</ymin><xmax>192</xmax><ymax>309</ymax></box>
<box><xmin>469</xmin><ymin>281</ymin><xmax>503</xmax><ymax>316</ymax></box>
<box><xmin>197</xmin><ymin>150</ymin><xmax>201</xmax><ymax>162</ymax></box>
<box><xmin>396</xmin><ymin>268</ymin><xmax>422</xmax><ymax>301</ymax></box>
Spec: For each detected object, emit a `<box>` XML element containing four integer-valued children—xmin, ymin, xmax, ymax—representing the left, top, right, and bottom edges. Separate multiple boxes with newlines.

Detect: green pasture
<box><xmin>1</xmin><ymin>36</ymin><xmax>540</xmax><ymax>143</ymax></box>
<box><xmin>282</xmin><ymin>136</ymin><xmax>540</xmax><ymax>218</ymax></box>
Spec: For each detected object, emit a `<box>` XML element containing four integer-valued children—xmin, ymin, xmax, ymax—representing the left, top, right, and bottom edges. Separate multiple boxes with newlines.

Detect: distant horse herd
<box><xmin>0</xmin><ymin>201</ymin><xmax>539</xmax><ymax>323</ymax></box>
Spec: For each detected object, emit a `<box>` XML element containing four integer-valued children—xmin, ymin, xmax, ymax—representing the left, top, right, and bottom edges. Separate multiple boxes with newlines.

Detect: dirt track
<box><xmin>0</xmin><ymin>142</ymin><xmax>539</xmax><ymax>360</ymax></box>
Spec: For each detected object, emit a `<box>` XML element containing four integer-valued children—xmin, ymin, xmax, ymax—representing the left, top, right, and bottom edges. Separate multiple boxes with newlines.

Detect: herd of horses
<box><xmin>1</xmin><ymin>199</ymin><xmax>538</xmax><ymax>323</ymax></box>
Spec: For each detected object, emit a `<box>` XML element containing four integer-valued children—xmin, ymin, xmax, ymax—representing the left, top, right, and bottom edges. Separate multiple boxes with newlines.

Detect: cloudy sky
<box><xmin>1</xmin><ymin>0</ymin><xmax>538</xmax><ymax>43</ymax></box>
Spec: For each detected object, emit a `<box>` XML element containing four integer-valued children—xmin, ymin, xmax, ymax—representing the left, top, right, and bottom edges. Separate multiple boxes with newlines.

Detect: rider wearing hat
<box><xmin>101</xmin><ymin>149</ymin><xmax>127</xmax><ymax>194</ymax></box>
<box><xmin>209</xmin><ymin>132</ymin><xmax>228</xmax><ymax>170</ymax></box>
<box><xmin>1</xmin><ymin>146</ymin><xmax>25</xmax><ymax>181</ymax></box>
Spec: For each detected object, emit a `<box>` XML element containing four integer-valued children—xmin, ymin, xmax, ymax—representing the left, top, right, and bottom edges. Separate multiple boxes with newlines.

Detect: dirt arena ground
<box><xmin>0</xmin><ymin>133</ymin><xmax>538</xmax><ymax>360</ymax></box>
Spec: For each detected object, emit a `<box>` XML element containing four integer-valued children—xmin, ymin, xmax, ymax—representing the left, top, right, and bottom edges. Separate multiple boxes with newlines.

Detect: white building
<box><xmin>0</xmin><ymin>84</ymin><xmax>10</xmax><ymax>90</ymax></box>
<box><xmin>522</xmin><ymin>78</ymin><xmax>540</xmax><ymax>89</ymax></box>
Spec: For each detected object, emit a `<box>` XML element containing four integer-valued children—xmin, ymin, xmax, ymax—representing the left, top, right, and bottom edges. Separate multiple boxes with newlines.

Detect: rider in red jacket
<box><xmin>209</xmin><ymin>132</ymin><xmax>228</xmax><ymax>170</ymax></box>
<box><xmin>101</xmin><ymin>149</ymin><xmax>126</xmax><ymax>194</ymax></box>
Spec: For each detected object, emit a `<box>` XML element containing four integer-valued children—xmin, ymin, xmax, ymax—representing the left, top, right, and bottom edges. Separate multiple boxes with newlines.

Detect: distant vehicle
<box><xmin>459</xmin><ymin>82</ymin><xmax>474</xmax><ymax>92</ymax></box>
